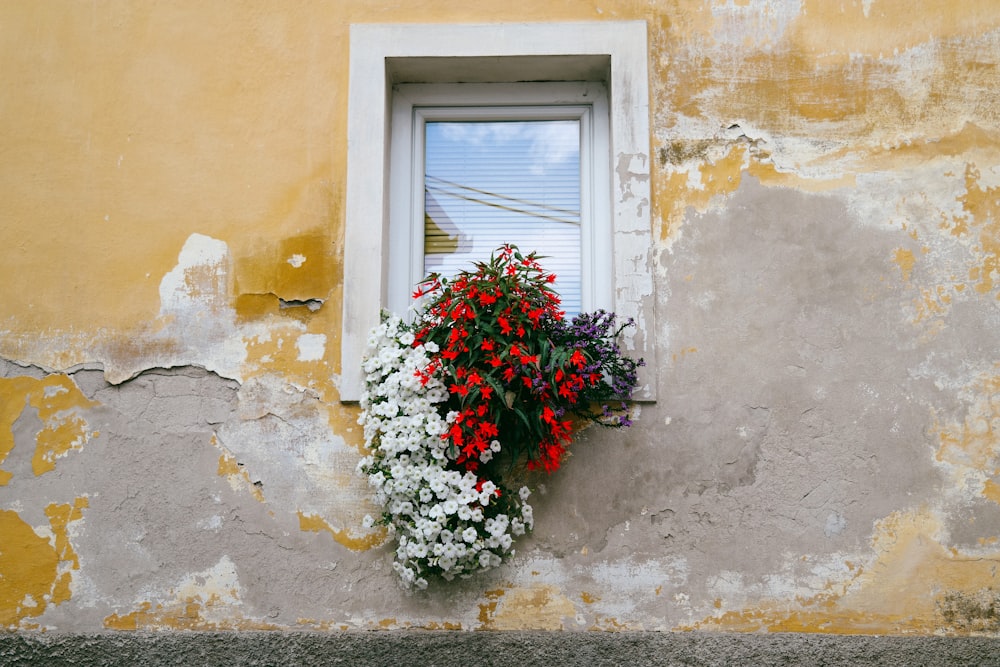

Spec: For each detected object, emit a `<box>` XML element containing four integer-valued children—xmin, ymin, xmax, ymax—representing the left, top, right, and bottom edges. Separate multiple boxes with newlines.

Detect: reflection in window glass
<box><xmin>424</xmin><ymin>120</ymin><xmax>581</xmax><ymax>314</ymax></box>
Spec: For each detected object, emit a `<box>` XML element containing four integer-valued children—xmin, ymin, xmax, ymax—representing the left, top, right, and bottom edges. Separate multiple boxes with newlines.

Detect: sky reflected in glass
<box><xmin>424</xmin><ymin>119</ymin><xmax>582</xmax><ymax>314</ymax></box>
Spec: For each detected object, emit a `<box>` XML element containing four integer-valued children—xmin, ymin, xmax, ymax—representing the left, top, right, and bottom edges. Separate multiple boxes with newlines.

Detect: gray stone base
<box><xmin>2</xmin><ymin>631</ymin><xmax>999</xmax><ymax>666</ymax></box>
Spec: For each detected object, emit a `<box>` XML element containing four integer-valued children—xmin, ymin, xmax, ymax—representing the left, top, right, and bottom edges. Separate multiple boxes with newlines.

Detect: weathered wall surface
<box><xmin>2</xmin><ymin>0</ymin><xmax>999</xmax><ymax>635</ymax></box>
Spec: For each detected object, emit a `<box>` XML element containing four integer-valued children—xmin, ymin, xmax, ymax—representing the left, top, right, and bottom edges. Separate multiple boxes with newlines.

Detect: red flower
<box><xmin>542</xmin><ymin>406</ymin><xmax>555</xmax><ymax>423</ymax></box>
<box><xmin>397</xmin><ymin>243</ymin><xmax>640</xmax><ymax>484</ymax></box>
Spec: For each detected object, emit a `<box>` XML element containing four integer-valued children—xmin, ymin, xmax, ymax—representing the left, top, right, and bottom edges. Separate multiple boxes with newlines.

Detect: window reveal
<box><xmin>341</xmin><ymin>22</ymin><xmax>655</xmax><ymax>402</ymax></box>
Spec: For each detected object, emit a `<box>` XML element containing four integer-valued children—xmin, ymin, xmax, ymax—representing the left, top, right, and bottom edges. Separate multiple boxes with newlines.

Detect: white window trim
<box><xmin>388</xmin><ymin>81</ymin><xmax>611</xmax><ymax>317</ymax></box>
<box><xmin>341</xmin><ymin>21</ymin><xmax>655</xmax><ymax>402</ymax></box>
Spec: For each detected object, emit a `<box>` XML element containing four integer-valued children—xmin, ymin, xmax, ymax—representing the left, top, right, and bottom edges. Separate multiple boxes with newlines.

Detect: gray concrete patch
<box><xmin>2</xmin><ymin>631</ymin><xmax>999</xmax><ymax>666</ymax></box>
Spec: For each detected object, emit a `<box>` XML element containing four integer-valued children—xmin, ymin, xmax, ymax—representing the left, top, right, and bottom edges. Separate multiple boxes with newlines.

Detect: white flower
<box><xmin>358</xmin><ymin>314</ymin><xmax>534</xmax><ymax>588</ymax></box>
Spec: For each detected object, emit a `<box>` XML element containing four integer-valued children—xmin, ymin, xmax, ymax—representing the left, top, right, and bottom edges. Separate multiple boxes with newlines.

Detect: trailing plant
<box><xmin>358</xmin><ymin>245</ymin><xmax>643</xmax><ymax>587</ymax></box>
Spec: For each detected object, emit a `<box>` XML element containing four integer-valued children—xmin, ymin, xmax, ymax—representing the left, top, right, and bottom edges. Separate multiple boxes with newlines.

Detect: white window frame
<box><xmin>341</xmin><ymin>21</ymin><xmax>655</xmax><ymax>402</ymax></box>
<box><xmin>388</xmin><ymin>82</ymin><xmax>612</xmax><ymax>317</ymax></box>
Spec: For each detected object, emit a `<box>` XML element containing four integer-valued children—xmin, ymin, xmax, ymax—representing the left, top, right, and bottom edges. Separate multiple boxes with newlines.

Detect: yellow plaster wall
<box><xmin>1</xmin><ymin>0</ymin><xmax>999</xmax><ymax>635</ymax></box>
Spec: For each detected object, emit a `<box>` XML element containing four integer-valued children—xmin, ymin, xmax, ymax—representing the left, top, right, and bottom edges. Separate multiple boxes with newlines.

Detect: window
<box><xmin>387</xmin><ymin>82</ymin><xmax>611</xmax><ymax>318</ymax></box>
<box><xmin>341</xmin><ymin>22</ymin><xmax>655</xmax><ymax>402</ymax></box>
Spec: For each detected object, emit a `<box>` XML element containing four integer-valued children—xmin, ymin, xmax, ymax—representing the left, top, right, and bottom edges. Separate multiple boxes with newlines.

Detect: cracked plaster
<box><xmin>1</xmin><ymin>0</ymin><xmax>1000</xmax><ymax>638</ymax></box>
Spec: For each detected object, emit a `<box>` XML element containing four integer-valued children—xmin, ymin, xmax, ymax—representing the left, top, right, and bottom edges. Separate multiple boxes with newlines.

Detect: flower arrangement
<box><xmin>358</xmin><ymin>245</ymin><xmax>643</xmax><ymax>587</ymax></box>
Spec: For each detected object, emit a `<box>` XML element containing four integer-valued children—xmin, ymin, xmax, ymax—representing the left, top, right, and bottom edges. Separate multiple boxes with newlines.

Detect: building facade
<box><xmin>2</xmin><ymin>0</ymin><xmax>1000</xmax><ymax>637</ymax></box>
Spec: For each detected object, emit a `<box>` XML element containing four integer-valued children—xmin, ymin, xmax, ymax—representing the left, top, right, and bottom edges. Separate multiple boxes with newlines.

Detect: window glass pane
<box><xmin>424</xmin><ymin>119</ymin><xmax>581</xmax><ymax>314</ymax></box>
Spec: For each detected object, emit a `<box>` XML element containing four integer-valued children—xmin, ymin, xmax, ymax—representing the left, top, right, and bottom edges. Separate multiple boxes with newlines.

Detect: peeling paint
<box><xmin>0</xmin><ymin>510</ymin><xmax>60</xmax><ymax>628</ymax></box>
<box><xmin>1</xmin><ymin>0</ymin><xmax>999</xmax><ymax>637</ymax></box>
<box><xmin>478</xmin><ymin>585</ymin><xmax>576</xmax><ymax>631</ymax></box>
<box><xmin>0</xmin><ymin>497</ymin><xmax>87</xmax><ymax>629</ymax></box>
<box><xmin>934</xmin><ymin>368</ymin><xmax>1000</xmax><ymax>500</ymax></box>
<box><xmin>957</xmin><ymin>164</ymin><xmax>1000</xmax><ymax>297</ymax></box>
<box><xmin>103</xmin><ymin>556</ymin><xmax>279</xmax><ymax>631</ymax></box>
<box><xmin>297</xmin><ymin>510</ymin><xmax>386</xmax><ymax>551</ymax></box>
<box><xmin>216</xmin><ymin>449</ymin><xmax>265</xmax><ymax>503</ymax></box>
<box><xmin>0</xmin><ymin>374</ymin><xmax>97</xmax><ymax>483</ymax></box>
<box><xmin>686</xmin><ymin>509</ymin><xmax>1000</xmax><ymax>635</ymax></box>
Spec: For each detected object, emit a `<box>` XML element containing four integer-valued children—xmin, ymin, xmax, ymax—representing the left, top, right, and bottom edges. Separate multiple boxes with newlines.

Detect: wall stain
<box><xmin>103</xmin><ymin>597</ymin><xmax>280</xmax><ymax>631</ymax></box>
<box><xmin>684</xmin><ymin>509</ymin><xmax>1000</xmax><ymax>635</ymax></box>
<box><xmin>103</xmin><ymin>556</ymin><xmax>279</xmax><ymax>631</ymax></box>
<box><xmin>957</xmin><ymin>164</ymin><xmax>1000</xmax><ymax>298</ymax></box>
<box><xmin>658</xmin><ymin>139</ymin><xmax>714</xmax><ymax>166</ymax></box>
<box><xmin>893</xmin><ymin>248</ymin><xmax>916</xmax><ymax>282</ymax></box>
<box><xmin>935</xmin><ymin>368</ymin><xmax>1000</xmax><ymax>498</ymax></box>
<box><xmin>479</xmin><ymin>585</ymin><xmax>576</xmax><ymax>631</ymax></box>
<box><xmin>420</xmin><ymin>620</ymin><xmax>463</xmax><ymax>630</ymax></box>
<box><xmin>746</xmin><ymin>160</ymin><xmax>857</xmax><ymax>192</ymax></box>
<box><xmin>860</xmin><ymin>123</ymin><xmax>1000</xmax><ymax>172</ymax></box>
<box><xmin>938</xmin><ymin>588</ymin><xmax>1000</xmax><ymax>633</ymax></box>
<box><xmin>793</xmin><ymin>0</ymin><xmax>1000</xmax><ymax>61</ymax></box>
<box><xmin>590</xmin><ymin>615</ymin><xmax>632</xmax><ymax>631</ymax></box>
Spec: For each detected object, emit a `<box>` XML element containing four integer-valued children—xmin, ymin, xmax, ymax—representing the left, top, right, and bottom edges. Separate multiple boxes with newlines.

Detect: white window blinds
<box><xmin>423</xmin><ymin>119</ymin><xmax>583</xmax><ymax>315</ymax></box>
